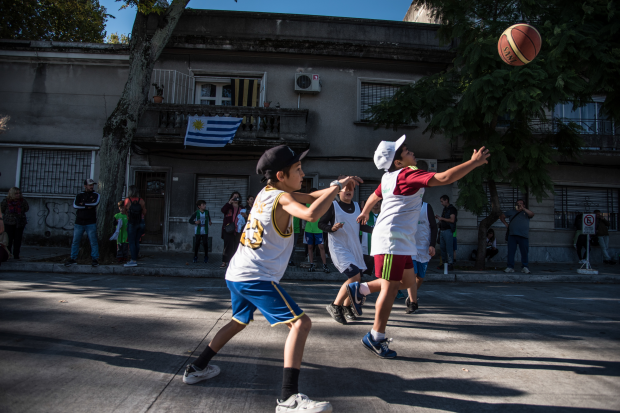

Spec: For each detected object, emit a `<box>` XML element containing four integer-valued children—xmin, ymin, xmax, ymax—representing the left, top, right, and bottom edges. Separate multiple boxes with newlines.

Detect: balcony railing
<box><xmin>531</xmin><ymin>118</ymin><xmax>619</xmax><ymax>151</ymax></box>
<box><xmin>136</xmin><ymin>104</ymin><xmax>309</xmax><ymax>145</ymax></box>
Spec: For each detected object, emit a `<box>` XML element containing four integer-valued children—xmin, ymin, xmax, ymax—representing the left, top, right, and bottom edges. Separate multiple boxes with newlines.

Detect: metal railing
<box><xmin>530</xmin><ymin>118</ymin><xmax>618</xmax><ymax>137</ymax></box>
<box><xmin>150</xmin><ymin>70</ymin><xmax>194</xmax><ymax>104</ymax></box>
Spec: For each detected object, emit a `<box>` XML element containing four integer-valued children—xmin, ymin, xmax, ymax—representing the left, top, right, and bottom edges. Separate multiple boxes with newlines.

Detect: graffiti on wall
<box><xmin>38</xmin><ymin>201</ymin><xmax>76</xmax><ymax>230</ymax></box>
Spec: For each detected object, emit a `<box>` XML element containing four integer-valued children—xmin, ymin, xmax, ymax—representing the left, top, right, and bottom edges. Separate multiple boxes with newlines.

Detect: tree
<box><xmin>106</xmin><ymin>32</ymin><xmax>130</xmax><ymax>44</ymax></box>
<box><xmin>0</xmin><ymin>0</ymin><xmax>109</xmax><ymax>42</ymax></box>
<box><xmin>369</xmin><ymin>0</ymin><xmax>619</xmax><ymax>269</ymax></box>
<box><xmin>93</xmin><ymin>0</ymin><xmax>236</xmax><ymax>260</ymax></box>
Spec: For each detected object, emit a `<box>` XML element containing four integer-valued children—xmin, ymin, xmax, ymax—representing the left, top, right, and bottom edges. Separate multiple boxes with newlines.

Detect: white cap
<box><xmin>373</xmin><ymin>135</ymin><xmax>406</xmax><ymax>171</ymax></box>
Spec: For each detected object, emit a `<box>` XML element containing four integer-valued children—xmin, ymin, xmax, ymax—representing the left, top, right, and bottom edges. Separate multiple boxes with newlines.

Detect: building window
<box><xmin>195</xmin><ymin>78</ymin><xmax>261</xmax><ymax>107</ymax></box>
<box><xmin>554</xmin><ymin>186</ymin><xmax>618</xmax><ymax>231</ymax></box>
<box><xmin>359</xmin><ymin>81</ymin><xmax>408</xmax><ymax>121</ymax></box>
<box><xmin>553</xmin><ymin>100</ymin><xmax>615</xmax><ymax>136</ymax></box>
<box><xmin>477</xmin><ymin>183</ymin><xmax>527</xmax><ymax>227</ymax></box>
<box><xmin>20</xmin><ymin>149</ymin><xmax>92</xmax><ymax>195</ymax></box>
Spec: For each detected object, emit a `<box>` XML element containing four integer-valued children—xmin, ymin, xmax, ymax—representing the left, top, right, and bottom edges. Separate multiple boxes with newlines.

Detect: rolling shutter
<box><xmin>359</xmin><ymin>183</ymin><xmax>380</xmax><ymax>204</ymax></box>
<box><xmin>196</xmin><ymin>176</ymin><xmax>249</xmax><ymax>220</ymax></box>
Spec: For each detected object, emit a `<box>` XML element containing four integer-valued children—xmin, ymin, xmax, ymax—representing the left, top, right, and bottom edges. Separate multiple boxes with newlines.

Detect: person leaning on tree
<box><xmin>500</xmin><ymin>199</ymin><xmax>534</xmax><ymax>274</ymax></box>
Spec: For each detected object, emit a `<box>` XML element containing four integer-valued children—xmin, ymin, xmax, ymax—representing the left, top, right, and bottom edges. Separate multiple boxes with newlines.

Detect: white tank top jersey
<box><xmin>328</xmin><ymin>201</ymin><xmax>367</xmax><ymax>273</ymax></box>
<box><xmin>226</xmin><ymin>186</ymin><xmax>293</xmax><ymax>283</ymax></box>
<box><xmin>370</xmin><ymin>169</ymin><xmax>425</xmax><ymax>257</ymax></box>
<box><xmin>413</xmin><ymin>203</ymin><xmax>432</xmax><ymax>263</ymax></box>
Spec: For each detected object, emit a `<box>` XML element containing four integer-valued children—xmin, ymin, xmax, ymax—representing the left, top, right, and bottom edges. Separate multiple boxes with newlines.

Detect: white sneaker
<box><xmin>276</xmin><ymin>393</ymin><xmax>332</xmax><ymax>413</ymax></box>
<box><xmin>124</xmin><ymin>260</ymin><xmax>137</xmax><ymax>267</ymax></box>
<box><xmin>578</xmin><ymin>259</ymin><xmax>586</xmax><ymax>264</ymax></box>
<box><xmin>521</xmin><ymin>267</ymin><xmax>531</xmax><ymax>274</ymax></box>
<box><xmin>182</xmin><ymin>364</ymin><xmax>220</xmax><ymax>384</ymax></box>
<box><xmin>504</xmin><ymin>267</ymin><xmax>515</xmax><ymax>273</ymax></box>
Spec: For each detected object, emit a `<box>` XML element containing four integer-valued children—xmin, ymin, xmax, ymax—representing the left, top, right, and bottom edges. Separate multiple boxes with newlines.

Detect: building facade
<box><xmin>0</xmin><ymin>10</ymin><xmax>617</xmax><ymax>262</ymax></box>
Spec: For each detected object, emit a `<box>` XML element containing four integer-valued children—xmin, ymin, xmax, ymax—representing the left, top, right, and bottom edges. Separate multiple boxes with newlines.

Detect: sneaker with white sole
<box><xmin>124</xmin><ymin>260</ymin><xmax>137</xmax><ymax>267</ymax></box>
<box><xmin>361</xmin><ymin>332</ymin><xmax>397</xmax><ymax>359</ymax></box>
<box><xmin>504</xmin><ymin>267</ymin><xmax>515</xmax><ymax>273</ymax></box>
<box><xmin>346</xmin><ymin>281</ymin><xmax>366</xmax><ymax>316</ymax></box>
<box><xmin>182</xmin><ymin>363</ymin><xmax>220</xmax><ymax>384</ymax></box>
<box><xmin>276</xmin><ymin>393</ymin><xmax>332</xmax><ymax>413</ymax></box>
<box><xmin>521</xmin><ymin>267</ymin><xmax>531</xmax><ymax>274</ymax></box>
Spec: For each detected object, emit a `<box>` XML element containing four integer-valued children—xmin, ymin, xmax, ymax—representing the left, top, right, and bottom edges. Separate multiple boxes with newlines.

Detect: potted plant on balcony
<box><xmin>263</xmin><ymin>100</ymin><xmax>271</xmax><ymax>108</ymax></box>
<box><xmin>152</xmin><ymin>83</ymin><xmax>164</xmax><ymax>103</ymax></box>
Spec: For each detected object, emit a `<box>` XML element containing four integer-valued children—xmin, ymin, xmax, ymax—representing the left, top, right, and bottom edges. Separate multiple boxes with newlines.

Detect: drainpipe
<box><xmin>125</xmin><ymin>149</ymin><xmax>131</xmax><ymax>197</ymax></box>
<box><xmin>15</xmin><ymin>147</ymin><xmax>23</xmax><ymax>187</ymax></box>
<box><xmin>90</xmin><ymin>150</ymin><xmax>96</xmax><ymax>179</ymax></box>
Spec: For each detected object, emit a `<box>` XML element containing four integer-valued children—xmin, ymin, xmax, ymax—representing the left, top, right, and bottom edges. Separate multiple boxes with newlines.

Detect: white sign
<box><xmin>582</xmin><ymin>214</ymin><xmax>596</xmax><ymax>235</ymax></box>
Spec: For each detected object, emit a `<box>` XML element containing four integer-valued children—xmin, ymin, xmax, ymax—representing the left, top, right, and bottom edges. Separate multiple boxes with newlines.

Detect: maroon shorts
<box><xmin>374</xmin><ymin>254</ymin><xmax>414</xmax><ymax>282</ymax></box>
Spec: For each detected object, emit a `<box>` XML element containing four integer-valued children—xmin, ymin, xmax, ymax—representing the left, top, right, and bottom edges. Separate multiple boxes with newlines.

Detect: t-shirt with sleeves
<box><xmin>374</xmin><ymin>167</ymin><xmax>436</xmax><ymax>198</ymax></box>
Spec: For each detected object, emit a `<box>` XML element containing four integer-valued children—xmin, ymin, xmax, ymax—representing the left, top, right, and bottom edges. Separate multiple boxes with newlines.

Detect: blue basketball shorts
<box><xmin>226</xmin><ymin>280</ymin><xmax>305</xmax><ymax>327</ymax></box>
<box><xmin>413</xmin><ymin>260</ymin><xmax>428</xmax><ymax>279</ymax></box>
<box><xmin>303</xmin><ymin>232</ymin><xmax>323</xmax><ymax>245</ymax></box>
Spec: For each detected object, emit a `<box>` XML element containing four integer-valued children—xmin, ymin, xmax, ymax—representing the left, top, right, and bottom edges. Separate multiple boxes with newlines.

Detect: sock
<box><xmin>193</xmin><ymin>345</ymin><xmax>217</xmax><ymax>370</ymax></box>
<box><xmin>281</xmin><ymin>368</ymin><xmax>300</xmax><ymax>401</ymax></box>
<box><xmin>371</xmin><ymin>329</ymin><xmax>385</xmax><ymax>342</ymax></box>
<box><xmin>359</xmin><ymin>282</ymin><xmax>371</xmax><ymax>296</ymax></box>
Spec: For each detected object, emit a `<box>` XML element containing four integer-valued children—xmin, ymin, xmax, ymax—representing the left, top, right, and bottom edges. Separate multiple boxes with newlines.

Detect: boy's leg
<box><xmin>373</xmin><ymin>267</ymin><xmax>415</xmax><ymax>333</ymax></box>
<box><xmin>307</xmin><ymin>244</ymin><xmax>314</xmax><ymax>264</ymax></box>
<box><xmin>318</xmin><ymin>243</ymin><xmax>327</xmax><ymax>265</ymax></box>
<box><xmin>283</xmin><ymin>314</ymin><xmax>312</xmax><ymax>369</ymax></box>
<box><xmin>202</xmin><ymin>235</ymin><xmax>209</xmax><ymax>259</ymax></box>
<box><xmin>193</xmin><ymin>234</ymin><xmax>200</xmax><ymax>257</ymax></box>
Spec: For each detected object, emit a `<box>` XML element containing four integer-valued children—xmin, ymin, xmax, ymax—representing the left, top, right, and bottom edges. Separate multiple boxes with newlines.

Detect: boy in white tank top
<box><xmin>348</xmin><ymin>135</ymin><xmax>490</xmax><ymax>359</ymax></box>
<box><xmin>181</xmin><ymin>145</ymin><xmax>362</xmax><ymax>413</ymax></box>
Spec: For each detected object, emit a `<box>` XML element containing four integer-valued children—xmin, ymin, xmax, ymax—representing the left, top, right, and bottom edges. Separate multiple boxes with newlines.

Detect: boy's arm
<box><xmin>280</xmin><ymin>176</ymin><xmax>362</xmax><ymax>221</ymax></box>
<box><xmin>357</xmin><ymin>192</ymin><xmax>381</xmax><ymax>225</ymax></box>
<box><xmin>427</xmin><ymin>147</ymin><xmax>490</xmax><ymax>187</ymax></box>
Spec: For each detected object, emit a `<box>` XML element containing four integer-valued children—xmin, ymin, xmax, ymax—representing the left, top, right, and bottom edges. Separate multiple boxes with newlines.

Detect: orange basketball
<box><xmin>497</xmin><ymin>24</ymin><xmax>542</xmax><ymax>66</ymax></box>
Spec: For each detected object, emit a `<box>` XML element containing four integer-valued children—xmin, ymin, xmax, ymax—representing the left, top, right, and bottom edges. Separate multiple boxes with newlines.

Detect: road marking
<box><xmin>504</xmin><ymin>295</ymin><xmax>524</xmax><ymax>297</ymax></box>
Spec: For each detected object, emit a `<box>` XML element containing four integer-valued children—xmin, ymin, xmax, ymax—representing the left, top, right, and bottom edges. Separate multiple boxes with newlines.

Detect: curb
<box><xmin>2</xmin><ymin>262</ymin><xmax>619</xmax><ymax>283</ymax></box>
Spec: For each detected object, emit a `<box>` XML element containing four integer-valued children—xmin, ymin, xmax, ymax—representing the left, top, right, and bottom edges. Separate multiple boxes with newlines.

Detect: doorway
<box><xmin>135</xmin><ymin>171</ymin><xmax>167</xmax><ymax>245</ymax></box>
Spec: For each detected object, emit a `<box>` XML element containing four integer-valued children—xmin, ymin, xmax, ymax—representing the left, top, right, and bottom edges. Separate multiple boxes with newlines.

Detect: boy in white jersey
<box><xmin>182</xmin><ymin>145</ymin><xmax>361</xmax><ymax>413</ymax></box>
<box><xmin>348</xmin><ymin>135</ymin><xmax>490</xmax><ymax>359</ymax></box>
<box><xmin>401</xmin><ymin>201</ymin><xmax>438</xmax><ymax>314</ymax></box>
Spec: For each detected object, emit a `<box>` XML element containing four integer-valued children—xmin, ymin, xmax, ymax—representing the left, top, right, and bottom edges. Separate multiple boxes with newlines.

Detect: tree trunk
<box><xmin>473</xmin><ymin>179</ymin><xmax>502</xmax><ymax>270</ymax></box>
<box><xmin>84</xmin><ymin>0</ymin><xmax>190</xmax><ymax>261</ymax></box>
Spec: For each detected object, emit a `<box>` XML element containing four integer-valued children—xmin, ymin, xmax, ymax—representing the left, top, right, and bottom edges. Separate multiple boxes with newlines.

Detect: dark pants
<box><xmin>5</xmin><ymin>224</ymin><xmax>25</xmax><ymax>259</ymax></box>
<box><xmin>116</xmin><ymin>243</ymin><xmax>129</xmax><ymax>261</ymax></box>
<box><xmin>486</xmin><ymin>248</ymin><xmax>499</xmax><ymax>260</ymax></box>
<box><xmin>222</xmin><ymin>231</ymin><xmax>237</xmax><ymax>263</ymax></box>
<box><xmin>507</xmin><ymin>234</ymin><xmax>529</xmax><ymax>269</ymax></box>
<box><xmin>576</xmin><ymin>234</ymin><xmax>588</xmax><ymax>260</ymax></box>
<box><xmin>194</xmin><ymin>234</ymin><xmax>209</xmax><ymax>258</ymax></box>
<box><xmin>127</xmin><ymin>219</ymin><xmax>145</xmax><ymax>261</ymax></box>
<box><xmin>363</xmin><ymin>254</ymin><xmax>375</xmax><ymax>275</ymax></box>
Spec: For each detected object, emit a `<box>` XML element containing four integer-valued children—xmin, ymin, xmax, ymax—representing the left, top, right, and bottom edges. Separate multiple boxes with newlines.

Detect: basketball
<box><xmin>497</xmin><ymin>23</ymin><xmax>541</xmax><ymax>66</ymax></box>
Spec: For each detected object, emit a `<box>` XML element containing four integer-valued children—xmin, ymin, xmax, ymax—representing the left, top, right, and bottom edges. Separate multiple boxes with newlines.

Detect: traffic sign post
<box><xmin>577</xmin><ymin>213</ymin><xmax>598</xmax><ymax>275</ymax></box>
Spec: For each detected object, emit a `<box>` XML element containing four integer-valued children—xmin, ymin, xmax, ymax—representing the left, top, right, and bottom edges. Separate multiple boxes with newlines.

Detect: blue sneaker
<box><xmin>361</xmin><ymin>332</ymin><xmax>397</xmax><ymax>359</ymax></box>
<box><xmin>347</xmin><ymin>281</ymin><xmax>366</xmax><ymax>316</ymax></box>
<box><xmin>396</xmin><ymin>290</ymin><xmax>406</xmax><ymax>300</ymax></box>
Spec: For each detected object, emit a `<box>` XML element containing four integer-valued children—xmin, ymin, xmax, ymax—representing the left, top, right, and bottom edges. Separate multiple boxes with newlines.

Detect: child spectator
<box><xmin>189</xmin><ymin>200</ymin><xmax>212</xmax><ymax>263</ymax></box>
<box><xmin>109</xmin><ymin>201</ymin><xmax>129</xmax><ymax>263</ymax></box>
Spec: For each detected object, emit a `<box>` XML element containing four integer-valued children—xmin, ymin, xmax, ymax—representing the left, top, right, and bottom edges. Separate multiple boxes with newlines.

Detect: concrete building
<box><xmin>0</xmin><ymin>10</ymin><xmax>617</xmax><ymax>263</ymax></box>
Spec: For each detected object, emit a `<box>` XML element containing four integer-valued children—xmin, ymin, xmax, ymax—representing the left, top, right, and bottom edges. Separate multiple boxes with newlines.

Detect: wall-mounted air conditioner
<box><xmin>416</xmin><ymin>159</ymin><xmax>438</xmax><ymax>172</ymax></box>
<box><xmin>295</xmin><ymin>73</ymin><xmax>321</xmax><ymax>93</ymax></box>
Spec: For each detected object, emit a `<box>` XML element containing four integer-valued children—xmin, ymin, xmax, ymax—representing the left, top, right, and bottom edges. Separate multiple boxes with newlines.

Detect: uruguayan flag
<box><xmin>184</xmin><ymin>116</ymin><xmax>243</xmax><ymax>148</ymax></box>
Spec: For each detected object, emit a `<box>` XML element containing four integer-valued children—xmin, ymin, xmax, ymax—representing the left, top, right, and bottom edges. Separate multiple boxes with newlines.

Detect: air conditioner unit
<box><xmin>416</xmin><ymin>158</ymin><xmax>438</xmax><ymax>172</ymax></box>
<box><xmin>295</xmin><ymin>73</ymin><xmax>321</xmax><ymax>93</ymax></box>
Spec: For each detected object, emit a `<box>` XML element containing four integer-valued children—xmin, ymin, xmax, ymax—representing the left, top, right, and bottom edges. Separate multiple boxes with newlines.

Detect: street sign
<box><xmin>583</xmin><ymin>213</ymin><xmax>596</xmax><ymax>235</ymax></box>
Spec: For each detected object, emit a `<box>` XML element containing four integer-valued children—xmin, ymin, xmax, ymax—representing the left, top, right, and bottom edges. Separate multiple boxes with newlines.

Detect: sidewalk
<box><xmin>2</xmin><ymin>245</ymin><xmax>619</xmax><ymax>283</ymax></box>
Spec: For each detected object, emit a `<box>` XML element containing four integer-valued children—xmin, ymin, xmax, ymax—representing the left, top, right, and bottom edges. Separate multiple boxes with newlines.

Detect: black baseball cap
<box><xmin>257</xmin><ymin>145</ymin><xmax>309</xmax><ymax>182</ymax></box>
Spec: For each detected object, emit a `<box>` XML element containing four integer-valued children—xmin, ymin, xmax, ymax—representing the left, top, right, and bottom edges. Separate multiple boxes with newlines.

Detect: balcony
<box><xmin>135</xmin><ymin>104</ymin><xmax>310</xmax><ymax>152</ymax></box>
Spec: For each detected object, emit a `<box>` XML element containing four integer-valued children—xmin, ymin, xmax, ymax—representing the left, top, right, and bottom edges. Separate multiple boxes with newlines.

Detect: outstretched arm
<box><xmin>280</xmin><ymin>176</ymin><xmax>362</xmax><ymax>222</ymax></box>
<box><xmin>427</xmin><ymin>147</ymin><xmax>490</xmax><ymax>187</ymax></box>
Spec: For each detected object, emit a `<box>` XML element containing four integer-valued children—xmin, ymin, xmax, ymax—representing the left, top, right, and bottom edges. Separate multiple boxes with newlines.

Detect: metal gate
<box><xmin>196</xmin><ymin>175</ymin><xmax>249</xmax><ymax>222</ymax></box>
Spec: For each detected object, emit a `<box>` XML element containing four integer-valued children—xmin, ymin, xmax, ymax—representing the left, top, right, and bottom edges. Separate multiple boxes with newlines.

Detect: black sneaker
<box><xmin>64</xmin><ymin>258</ymin><xmax>77</xmax><ymax>267</ymax></box>
<box><xmin>448</xmin><ymin>264</ymin><xmax>454</xmax><ymax>271</ymax></box>
<box><xmin>405</xmin><ymin>297</ymin><xmax>418</xmax><ymax>314</ymax></box>
<box><xmin>204</xmin><ymin>256</ymin><xmax>209</xmax><ymax>264</ymax></box>
<box><xmin>343</xmin><ymin>305</ymin><xmax>357</xmax><ymax>321</ymax></box>
<box><xmin>91</xmin><ymin>259</ymin><xmax>99</xmax><ymax>267</ymax></box>
<box><xmin>308</xmin><ymin>264</ymin><xmax>316</xmax><ymax>272</ymax></box>
<box><xmin>323</xmin><ymin>264</ymin><xmax>330</xmax><ymax>273</ymax></box>
<box><xmin>288</xmin><ymin>260</ymin><xmax>295</xmax><ymax>267</ymax></box>
<box><xmin>193</xmin><ymin>256</ymin><xmax>198</xmax><ymax>263</ymax></box>
<box><xmin>326</xmin><ymin>303</ymin><xmax>347</xmax><ymax>325</ymax></box>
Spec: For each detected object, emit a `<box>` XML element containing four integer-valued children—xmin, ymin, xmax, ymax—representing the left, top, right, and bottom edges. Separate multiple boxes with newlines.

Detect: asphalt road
<box><xmin>1</xmin><ymin>271</ymin><xmax>619</xmax><ymax>413</ymax></box>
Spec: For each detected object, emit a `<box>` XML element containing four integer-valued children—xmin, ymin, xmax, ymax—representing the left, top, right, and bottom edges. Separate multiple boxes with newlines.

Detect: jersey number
<box><xmin>240</xmin><ymin>215</ymin><xmax>264</xmax><ymax>249</ymax></box>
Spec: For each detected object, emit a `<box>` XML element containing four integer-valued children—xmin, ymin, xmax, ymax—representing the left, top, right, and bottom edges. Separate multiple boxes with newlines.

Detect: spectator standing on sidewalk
<box><xmin>1</xmin><ymin>187</ymin><xmax>29</xmax><ymax>260</ymax></box>
<box><xmin>221</xmin><ymin>191</ymin><xmax>242</xmax><ymax>268</ymax></box>
<box><xmin>436</xmin><ymin>195</ymin><xmax>457</xmax><ymax>271</ymax></box>
<box><xmin>123</xmin><ymin>185</ymin><xmax>147</xmax><ymax>268</ymax></box>
<box><xmin>500</xmin><ymin>199</ymin><xmax>534</xmax><ymax>274</ymax></box>
<box><xmin>304</xmin><ymin>188</ymin><xmax>329</xmax><ymax>273</ymax></box>
<box><xmin>189</xmin><ymin>200</ymin><xmax>211</xmax><ymax>264</ymax></box>
<box><xmin>65</xmin><ymin>179</ymin><xmax>100</xmax><ymax>267</ymax></box>
<box><xmin>594</xmin><ymin>210</ymin><xmax>615</xmax><ymax>264</ymax></box>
